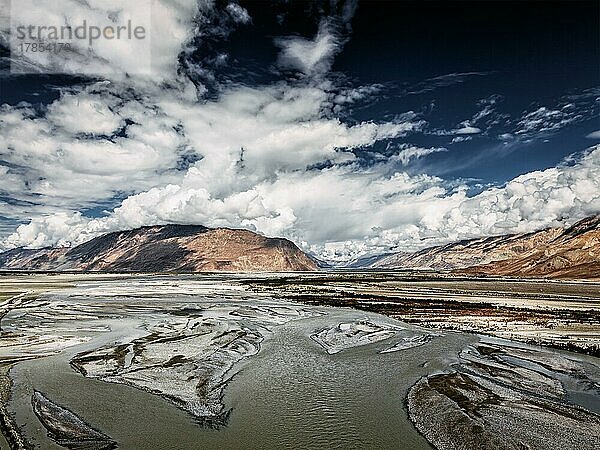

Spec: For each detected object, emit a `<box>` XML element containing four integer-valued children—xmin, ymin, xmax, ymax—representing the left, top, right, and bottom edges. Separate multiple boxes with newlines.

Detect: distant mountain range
<box><xmin>0</xmin><ymin>225</ymin><xmax>317</xmax><ymax>272</ymax></box>
<box><xmin>356</xmin><ymin>215</ymin><xmax>600</xmax><ymax>280</ymax></box>
<box><xmin>1</xmin><ymin>217</ymin><xmax>598</xmax><ymax>278</ymax></box>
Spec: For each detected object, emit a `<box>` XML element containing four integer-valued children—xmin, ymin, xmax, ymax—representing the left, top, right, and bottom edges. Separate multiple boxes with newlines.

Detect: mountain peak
<box><xmin>0</xmin><ymin>225</ymin><xmax>316</xmax><ymax>273</ymax></box>
<box><xmin>358</xmin><ymin>215</ymin><xmax>600</xmax><ymax>280</ymax></box>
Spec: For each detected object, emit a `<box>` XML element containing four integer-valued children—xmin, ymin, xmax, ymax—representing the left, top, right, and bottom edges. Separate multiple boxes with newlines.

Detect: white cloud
<box><xmin>275</xmin><ymin>20</ymin><xmax>342</xmax><ymax>75</ymax></box>
<box><xmin>225</xmin><ymin>3</ymin><xmax>251</xmax><ymax>24</ymax></box>
<box><xmin>3</xmin><ymin>0</ymin><xmax>200</xmax><ymax>81</ymax></box>
<box><xmin>47</xmin><ymin>92</ymin><xmax>123</xmax><ymax>135</ymax></box>
<box><xmin>454</xmin><ymin>126</ymin><xmax>481</xmax><ymax>135</ymax></box>
<box><xmin>332</xmin><ymin>84</ymin><xmax>383</xmax><ymax>105</ymax></box>
<box><xmin>434</xmin><ymin>91</ymin><xmax>596</xmax><ymax>144</ymax></box>
<box><xmin>431</xmin><ymin>121</ymin><xmax>482</xmax><ymax>138</ymax></box>
<box><xmin>436</xmin><ymin>146</ymin><xmax>600</xmax><ymax>234</ymax></box>
<box><xmin>586</xmin><ymin>130</ymin><xmax>600</xmax><ymax>140</ymax></box>
<box><xmin>515</xmin><ymin>106</ymin><xmax>577</xmax><ymax>138</ymax></box>
<box><xmin>6</xmin><ymin>145</ymin><xmax>600</xmax><ymax>264</ymax></box>
<box><xmin>451</xmin><ymin>136</ymin><xmax>471</xmax><ymax>143</ymax></box>
<box><xmin>498</xmin><ymin>133</ymin><xmax>514</xmax><ymax>141</ymax></box>
<box><xmin>0</xmin><ymin>71</ymin><xmax>423</xmax><ymax>252</ymax></box>
<box><xmin>0</xmin><ymin>86</ymin><xmax>186</xmax><ymax>215</ymax></box>
<box><xmin>394</xmin><ymin>145</ymin><xmax>448</xmax><ymax>165</ymax></box>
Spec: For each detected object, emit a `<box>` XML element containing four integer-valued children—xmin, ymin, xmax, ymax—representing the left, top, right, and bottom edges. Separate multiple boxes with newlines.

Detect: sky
<box><xmin>0</xmin><ymin>0</ymin><xmax>598</xmax><ymax>263</ymax></box>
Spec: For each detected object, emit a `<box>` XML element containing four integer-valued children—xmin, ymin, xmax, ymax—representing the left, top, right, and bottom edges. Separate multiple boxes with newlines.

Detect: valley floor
<box><xmin>0</xmin><ymin>272</ymin><xmax>598</xmax><ymax>449</ymax></box>
<box><xmin>241</xmin><ymin>271</ymin><xmax>600</xmax><ymax>356</ymax></box>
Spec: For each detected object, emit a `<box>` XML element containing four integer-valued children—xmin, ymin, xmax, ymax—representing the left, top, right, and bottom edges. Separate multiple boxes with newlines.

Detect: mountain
<box><xmin>361</xmin><ymin>215</ymin><xmax>600</xmax><ymax>279</ymax></box>
<box><xmin>344</xmin><ymin>252</ymin><xmax>395</xmax><ymax>269</ymax></box>
<box><xmin>365</xmin><ymin>228</ymin><xmax>564</xmax><ymax>270</ymax></box>
<box><xmin>0</xmin><ymin>225</ymin><xmax>317</xmax><ymax>272</ymax></box>
<box><xmin>2</xmin><ymin>217</ymin><xmax>598</xmax><ymax>278</ymax></box>
<box><xmin>0</xmin><ymin>247</ymin><xmax>69</xmax><ymax>271</ymax></box>
<box><xmin>462</xmin><ymin>215</ymin><xmax>600</xmax><ymax>279</ymax></box>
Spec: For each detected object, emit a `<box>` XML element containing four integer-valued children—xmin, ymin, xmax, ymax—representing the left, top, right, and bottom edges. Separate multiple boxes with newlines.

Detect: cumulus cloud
<box><xmin>3</xmin><ymin>163</ymin><xmax>453</xmax><ymax>254</ymax></box>
<box><xmin>6</xmin><ymin>145</ymin><xmax>600</xmax><ymax>264</ymax></box>
<box><xmin>1</xmin><ymin>42</ymin><xmax>423</xmax><ymax>253</ymax></box>
<box><xmin>0</xmin><ymin>85</ymin><xmax>186</xmax><ymax>216</ymax></box>
<box><xmin>436</xmin><ymin>146</ymin><xmax>600</xmax><ymax>234</ymax></box>
<box><xmin>3</xmin><ymin>0</ymin><xmax>200</xmax><ymax>80</ymax></box>
<box><xmin>47</xmin><ymin>92</ymin><xmax>124</xmax><ymax>135</ymax></box>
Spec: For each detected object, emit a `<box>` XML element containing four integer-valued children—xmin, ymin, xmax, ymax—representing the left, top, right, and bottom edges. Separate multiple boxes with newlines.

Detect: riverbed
<box><xmin>1</xmin><ymin>274</ymin><xmax>598</xmax><ymax>449</ymax></box>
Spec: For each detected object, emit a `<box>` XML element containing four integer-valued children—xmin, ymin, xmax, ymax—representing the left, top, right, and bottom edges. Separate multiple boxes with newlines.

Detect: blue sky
<box><xmin>0</xmin><ymin>0</ymin><xmax>598</xmax><ymax>262</ymax></box>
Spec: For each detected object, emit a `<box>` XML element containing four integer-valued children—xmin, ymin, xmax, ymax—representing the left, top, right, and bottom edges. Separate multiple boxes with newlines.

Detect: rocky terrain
<box><xmin>361</xmin><ymin>215</ymin><xmax>600</xmax><ymax>279</ymax></box>
<box><xmin>0</xmin><ymin>247</ymin><xmax>70</xmax><ymax>271</ymax></box>
<box><xmin>462</xmin><ymin>215</ymin><xmax>600</xmax><ymax>279</ymax></box>
<box><xmin>0</xmin><ymin>225</ymin><xmax>317</xmax><ymax>272</ymax></box>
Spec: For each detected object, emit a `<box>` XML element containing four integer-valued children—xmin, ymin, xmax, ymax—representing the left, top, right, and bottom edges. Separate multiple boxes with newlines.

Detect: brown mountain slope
<box><xmin>369</xmin><ymin>227</ymin><xmax>563</xmax><ymax>270</ymax></box>
<box><xmin>366</xmin><ymin>215</ymin><xmax>600</xmax><ymax>280</ymax></box>
<box><xmin>0</xmin><ymin>247</ymin><xmax>69</xmax><ymax>270</ymax></box>
<box><xmin>0</xmin><ymin>225</ymin><xmax>317</xmax><ymax>272</ymax></box>
<box><xmin>461</xmin><ymin>216</ymin><xmax>600</xmax><ymax>279</ymax></box>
